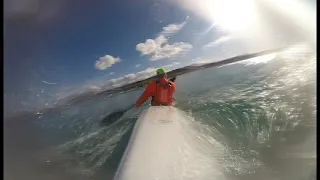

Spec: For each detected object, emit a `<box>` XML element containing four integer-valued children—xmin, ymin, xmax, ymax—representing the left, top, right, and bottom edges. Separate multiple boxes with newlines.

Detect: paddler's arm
<box><xmin>170</xmin><ymin>81</ymin><xmax>177</xmax><ymax>103</ymax></box>
<box><xmin>135</xmin><ymin>83</ymin><xmax>154</xmax><ymax>108</ymax></box>
<box><xmin>171</xmin><ymin>82</ymin><xmax>176</xmax><ymax>92</ymax></box>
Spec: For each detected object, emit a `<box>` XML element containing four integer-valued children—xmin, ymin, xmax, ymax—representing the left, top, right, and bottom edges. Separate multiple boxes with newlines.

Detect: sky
<box><xmin>4</xmin><ymin>0</ymin><xmax>316</xmax><ymax>117</ymax></box>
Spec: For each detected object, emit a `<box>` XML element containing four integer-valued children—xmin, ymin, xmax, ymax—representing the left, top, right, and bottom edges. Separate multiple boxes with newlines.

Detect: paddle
<box><xmin>100</xmin><ymin>105</ymin><xmax>134</xmax><ymax>126</ymax></box>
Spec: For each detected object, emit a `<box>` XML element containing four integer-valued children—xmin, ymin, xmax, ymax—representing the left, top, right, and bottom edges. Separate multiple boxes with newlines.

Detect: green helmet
<box><xmin>156</xmin><ymin>68</ymin><xmax>166</xmax><ymax>75</ymax></box>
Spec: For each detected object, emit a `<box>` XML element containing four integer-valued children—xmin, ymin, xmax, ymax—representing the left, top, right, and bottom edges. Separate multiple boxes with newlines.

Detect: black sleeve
<box><xmin>169</xmin><ymin>77</ymin><xmax>176</xmax><ymax>82</ymax></box>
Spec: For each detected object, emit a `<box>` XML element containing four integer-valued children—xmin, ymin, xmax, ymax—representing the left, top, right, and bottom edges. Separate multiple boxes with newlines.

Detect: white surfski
<box><xmin>114</xmin><ymin>106</ymin><xmax>225</xmax><ymax>180</ymax></box>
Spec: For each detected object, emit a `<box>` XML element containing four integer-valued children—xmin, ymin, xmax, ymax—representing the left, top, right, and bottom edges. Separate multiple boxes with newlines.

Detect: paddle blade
<box><xmin>100</xmin><ymin>105</ymin><xmax>134</xmax><ymax>126</ymax></box>
<box><xmin>100</xmin><ymin>111</ymin><xmax>126</xmax><ymax>126</ymax></box>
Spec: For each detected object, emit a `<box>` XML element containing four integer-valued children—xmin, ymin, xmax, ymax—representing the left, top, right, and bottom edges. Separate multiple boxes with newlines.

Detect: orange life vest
<box><xmin>152</xmin><ymin>80</ymin><xmax>174</xmax><ymax>106</ymax></box>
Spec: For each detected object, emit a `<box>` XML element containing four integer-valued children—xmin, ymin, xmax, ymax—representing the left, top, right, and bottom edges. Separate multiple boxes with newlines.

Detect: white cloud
<box><xmin>214</xmin><ymin>36</ymin><xmax>231</xmax><ymax>44</ymax></box>
<box><xmin>192</xmin><ymin>57</ymin><xmax>202</xmax><ymax>62</ymax></box>
<box><xmin>136</xmin><ymin>35</ymin><xmax>167</xmax><ymax>56</ymax></box>
<box><xmin>151</xmin><ymin>42</ymin><xmax>192</xmax><ymax>61</ymax></box>
<box><xmin>162</xmin><ymin>64</ymin><xmax>173</xmax><ymax>68</ymax></box>
<box><xmin>190</xmin><ymin>58</ymin><xmax>213</xmax><ymax>66</ymax></box>
<box><xmin>84</xmin><ymin>85</ymin><xmax>102</xmax><ymax>92</ymax></box>
<box><xmin>136</xmin><ymin>21</ymin><xmax>192</xmax><ymax>61</ymax></box>
<box><xmin>109</xmin><ymin>72</ymin><xmax>114</xmax><ymax>75</ymax></box>
<box><xmin>107</xmin><ymin>68</ymin><xmax>157</xmax><ymax>88</ymax></box>
<box><xmin>135</xmin><ymin>64</ymin><xmax>141</xmax><ymax>67</ymax></box>
<box><xmin>161</xmin><ymin>21</ymin><xmax>186</xmax><ymax>36</ymax></box>
<box><xmin>203</xmin><ymin>36</ymin><xmax>231</xmax><ymax>49</ymax></box>
<box><xmin>158</xmin><ymin>62</ymin><xmax>181</xmax><ymax>71</ymax></box>
<box><xmin>136</xmin><ymin>35</ymin><xmax>192</xmax><ymax>61</ymax></box>
<box><xmin>95</xmin><ymin>55</ymin><xmax>121</xmax><ymax>70</ymax></box>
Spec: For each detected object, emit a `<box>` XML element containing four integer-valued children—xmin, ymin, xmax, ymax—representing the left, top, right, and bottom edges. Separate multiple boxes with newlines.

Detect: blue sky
<box><xmin>4</xmin><ymin>0</ymin><xmax>316</xmax><ymax>116</ymax></box>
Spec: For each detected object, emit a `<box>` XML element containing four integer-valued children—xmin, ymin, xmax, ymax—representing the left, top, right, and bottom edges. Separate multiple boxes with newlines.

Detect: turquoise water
<box><xmin>4</xmin><ymin>45</ymin><xmax>316</xmax><ymax>180</ymax></box>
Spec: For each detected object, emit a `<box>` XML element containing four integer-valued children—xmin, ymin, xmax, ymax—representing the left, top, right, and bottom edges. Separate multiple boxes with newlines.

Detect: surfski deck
<box><xmin>113</xmin><ymin>106</ymin><xmax>223</xmax><ymax>180</ymax></box>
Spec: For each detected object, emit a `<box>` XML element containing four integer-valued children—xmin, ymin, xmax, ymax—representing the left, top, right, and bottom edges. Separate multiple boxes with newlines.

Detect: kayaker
<box><xmin>135</xmin><ymin>68</ymin><xmax>176</xmax><ymax>107</ymax></box>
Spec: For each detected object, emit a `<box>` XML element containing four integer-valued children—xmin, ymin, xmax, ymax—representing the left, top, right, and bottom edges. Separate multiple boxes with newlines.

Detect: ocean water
<box><xmin>4</xmin><ymin>45</ymin><xmax>316</xmax><ymax>180</ymax></box>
